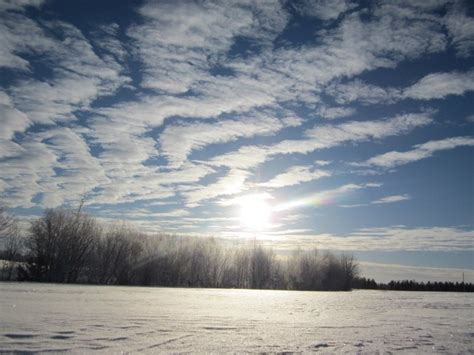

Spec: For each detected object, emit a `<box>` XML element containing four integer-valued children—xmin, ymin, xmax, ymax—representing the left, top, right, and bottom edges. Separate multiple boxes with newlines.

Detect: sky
<box><xmin>0</xmin><ymin>0</ymin><xmax>473</xmax><ymax>282</ymax></box>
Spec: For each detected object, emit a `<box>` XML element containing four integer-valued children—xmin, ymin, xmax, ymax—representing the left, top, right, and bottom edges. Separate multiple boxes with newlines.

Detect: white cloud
<box><xmin>340</xmin><ymin>194</ymin><xmax>411</xmax><ymax>208</ymax></box>
<box><xmin>96</xmin><ymin>81</ymin><xmax>280</xmax><ymax>133</ymax></box>
<box><xmin>1</xmin><ymin>0</ymin><xmax>453</xmax><ymax>130</ymax></box>
<box><xmin>329</xmin><ymin>69</ymin><xmax>474</xmax><ymax>105</ymax></box>
<box><xmin>12</xmin><ymin>72</ymin><xmax>101</xmax><ymax>124</ymax></box>
<box><xmin>0</xmin><ymin>13</ymin><xmax>128</xmax><ymax>131</ymax></box>
<box><xmin>208</xmin><ymin>113</ymin><xmax>431</xmax><ymax>170</ymax></box>
<box><xmin>0</xmin><ymin>91</ymin><xmax>31</xmax><ymax>139</ymax></box>
<box><xmin>34</xmin><ymin>127</ymin><xmax>109</xmax><ymax>207</ymax></box>
<box><xmin>278</xmin><ymin>113</ymin><xmax>432</xmax><ymax>155</ymax></box>
<box><xmin>182</xmin><ymin>169</ymin><xmax>251</xmax><ymax>207</ymax></box>
<box><xmin>217</xmin><ymin>192</ymin><xmax>274</xmax><ymax>207</ymax></box>
<box><xmin>84</xmin><ymin>108</ymin><xmax>299</xmax><ymax>204</ymax></box>
<box><xmin>403</xmin><ymin>70</ymin><xmax>474</xmax><ymax>100</ymax></box>
<box><xmin>243</xmin><ymin>3</ymin><xmax>447</xmax><ymax>105</ymax></box>
<box><xmin>445</xmin><ymin>3</ymin><xmax>474</xmax><ymax>57</ymax></box>
<box><xmin>317</xmin><ymin>105</ymin><xmax>356</xmax><ymax>119</ymax></box>
<box><xmin>91</xmin><ymin>23</ymin><xmax>128</xmax><ymax>63</ymax></box>
<box><xmin>327</xmin><ymin>79</ymin><xmax>401</xmax><ymax>105</ymax></box>
<box><xmin>129</xmin><ymin>0</ymin><xmax>288</xmax><ymax>93</ymax></box>
<box><xmin>339</xmin><ymin>203</ymin><xmax>368</xmax><ymax>208</ymax></box>
<box><xmin>314</xmin><ymin>160</ymin><xmax>331</xmax><ymax>166</ymax></box>
<box><xmin>0</xmin><ymin>139</ymin><xmax>24</xmax><ymax>160</ymax></box>
<box><xmin>0</xmin><ymin>126</ymin><xmax>109</xmax><ymax>208</ymax></box>
<box><xmin>159</xmin><ymin>110</ymin><xmax>295</xmax><ymax>168</ymax></box>
<box><xmin>147</xmin><ymin>163</ymin><xmax>215</xmax><ymax>186</ymax></box>
<box><xmin>0</xmin><ymin>12</ymin><xmax>49</xmax><ymax>70</ymax></box>
<box><xmin>362</xmin><ymin>136</ymin><xmax>474</xmax><ymax>168</ymax></box>
<box><xmin>0</xmin><ymin>121</ymin><xmax>214</xmax><ymax>208</ymax></box>
<box><xmin>271</xmin><ymin>226</ymin><xmax>474</xmax><ymax>251</ymax></box>
<box><xmin>0</xmin><ymin>139</ymin><xmax>57</xmax><ymax>208</ymax></box>
<box><xmin>208</xmin><ymin>145</ymin><xmax>271</xmax><ymax>170</ymax></box>
<box><xmin>86</xmin><ymin>116</ymin><xmax>156</xmax><ymax>179</ymax></box>
<box><xmin>260</xmin><ymin>166</ymin><xmax>330</xmax><ymax>188</ymax></box>
<box><xmin>371</xmin><ymin>194</ymin><xmax>411</xmax><ymax>204</ymax></box>
<box><xmin>89</xmin><ymin>161</ymin><xmax>215</xmax><ymax>206</ymax></box>
<box><xmin>153</xmin><ymin>0</ymin><xmax>451</xmax><ymax>118</ymax></box>
<box><xmin>293</xmin><ymin>0</ymin><xmax>357</xmax><ymax>21</ymax></box>
<box><xmin>0</xmin><ymin>0</ymin><xmax>44</xmax><ymax>12</ymax></box>
<box><xmin>307</xmin><ymin>113</ymin><xmax>429</xmax><ymax>145</ymax></box>
<box><xmin>98</xmin><ymin>208</ymin><xmax>190</xmax><ymax>220</ymax></box>
<box><xmin>274</xmin><ymin>182</ymin><xmax>381</xmax><ymax>212</ymax></box>
<box><xmin>66</xmin><ymin>0</ymin><xmax>452</xmax><ymax>191</ymax></box>
<box><xmin>384</xmin><ymin>0</ymin><xmax>449</xmax><ymax>11</ymax></box>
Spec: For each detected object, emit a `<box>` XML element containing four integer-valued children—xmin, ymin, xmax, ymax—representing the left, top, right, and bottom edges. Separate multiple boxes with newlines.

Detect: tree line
<box><xmin>354</xmin><ymin>277</ymin><xmax>473</xmax><ymax>292</ymax></box>
<box><xmin>0</xmin><ymin>206</ymin><xmax>358</xmax><ymax>291</ymax></box>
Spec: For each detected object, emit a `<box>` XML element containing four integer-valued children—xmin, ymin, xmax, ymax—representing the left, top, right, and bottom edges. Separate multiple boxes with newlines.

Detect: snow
<box><xmin>1</xmin><ymin>283</ymin><xmax>473</xmax><ymax>353</ymax></box>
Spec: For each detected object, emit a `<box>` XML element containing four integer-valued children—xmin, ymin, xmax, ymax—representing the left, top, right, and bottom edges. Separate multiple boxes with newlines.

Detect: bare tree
<box><xmin>0</xmin><ymin>207</ymin><xmax>16</xmax><ymax>234</ymax></box>
<box><xmin>250</xmin><ymin>243</ymin><xmax>273</xmax><ymax>289</ymax></box>
<box><xmin>0</xmin><ymin>207</ymin><xmax>23</xmax><ymax>281</ymax></box>
<box><xmin>288</xmin><ymin>249</ymin><xmax>322</xmax><ymax>290</ymax></box>
<box><xmin>24</xmin><ymin>207</ymin><xmax>100</xmax><ymax>282</ymax></box>
<box><xmin>340</xmin><ymin>254</ymin><xmax>358</xmax><ymax>291</ymax></box>
<box><xmin>88</xmin><ymin>223</ymin><xmax>144</xmax><ymax>285</ymax></box>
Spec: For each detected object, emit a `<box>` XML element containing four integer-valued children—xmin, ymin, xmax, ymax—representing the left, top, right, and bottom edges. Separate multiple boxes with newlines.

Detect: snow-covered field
<box><xmin>1</xmin><ymin>283</ymin><xmax>472</xmax><ymax>353</ymax></box>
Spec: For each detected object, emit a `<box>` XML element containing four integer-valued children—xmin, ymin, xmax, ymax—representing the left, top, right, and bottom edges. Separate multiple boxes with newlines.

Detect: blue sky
<box><xmin>0</xmin><ymin>0</ymin><xmax>473</xmax><ymax>282</ymax></box>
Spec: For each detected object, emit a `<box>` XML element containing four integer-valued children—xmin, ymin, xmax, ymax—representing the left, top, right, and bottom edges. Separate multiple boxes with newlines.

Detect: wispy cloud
<box><xmin>371</xmin><ymin>194</ymin><xmax>412</xmax><ymax>204</ymax></box>
<box><xmin>0</xmin><ymin>91</ymin><xmax>31</xmax><ymax>140</ymax></box>
<box><xmin>0</xmin><ymin>0</ymin><xmax>45</xmax><ymax>12</ymax></box>
<box><xmin>403</xmin><ymin>70</ymin><xmax>474</xmax><ymax>100</ymax></box>
<box><xmin>292</xmin><ymin>0</ymin><xmax>357</xmax><ymax>21</ymax></box>
<box><xmin>360</xmin><ymin>136</ymin><xmax>474</xmax><ymax>168</ymax></box>
<box><xmin>340</xmin><ymin>194</ymin><xmax>412</xmax><ymax>208</ymax></box>
<box><xmin>327</xmin><ymin>79</ymin><xmax>401</xmax><ymax>105</ymax></box>
<box><xmin>302</xmin><ymin>113</ymin><xmax>432</xmax><ymax>151</ymax></box>
<box><xmin>271</xmin><ymin>226</ymin><xmax>474</xmax><ymax>251</ymax></box>
<box><xmin>260</xmin><ymin>166</ymin><xmax>331</xmax><ymax>188</ymax></box>
<box><xmin>182</xmin><ymin>169</ymin><xmax>251</xmax><ymax>207</ymax></box>
<box><xmin>317</xmin><ymin>105</ymin><xmax>356</xmax><ymax>119</ymax></box>
<box><xmin>445</xmin><ymin>2</ymin><xmax>474</xmax><ymax>57</ymax></box>
<box><xmin>328</xmin><ymin>69</ymin><xmax>474</xmax><ymax>105</ymax></box>
<box><xmin>209</xmin><ymin>113</ymin><xmax>432</xmax><ymax>170</ymax></box>
<box><xmin>274</xmin><ymin>182</ymin><xmax>381</xmax><ymax>212</ymax></box>
<box><xmin>129</xmin><ymin>0</ymin><xmax>288</xmax><ymax>93</ymax></box>
<box><xmin>314</xmin><ymin>160</ymin><xmax>331</xmax><ymax>166</ymax></box>
<box><xmin>159</xmin><ymin>109</ymin><xmax>298</xmax><ymax>168</ymax></box>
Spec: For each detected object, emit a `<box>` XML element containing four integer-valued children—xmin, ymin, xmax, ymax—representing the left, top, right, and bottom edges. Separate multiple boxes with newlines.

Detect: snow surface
<box><xmin>1</xmin><ymin>283</ymin><xmax>473</xmax><ymax>353</ymax></box>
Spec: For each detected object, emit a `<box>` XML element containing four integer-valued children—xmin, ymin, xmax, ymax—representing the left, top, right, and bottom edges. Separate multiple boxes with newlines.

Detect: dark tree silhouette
<box><xmin>353</xmin><ymin>277</ymin><xmax>473</xmax><ymax>292</ymax></box>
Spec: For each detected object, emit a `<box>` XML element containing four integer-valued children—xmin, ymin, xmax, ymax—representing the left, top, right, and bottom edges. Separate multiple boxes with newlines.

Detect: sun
<box><xmin>238</xmin><ymin>195</ymin><xmax>272</xmax><ymax>230</ymax></box>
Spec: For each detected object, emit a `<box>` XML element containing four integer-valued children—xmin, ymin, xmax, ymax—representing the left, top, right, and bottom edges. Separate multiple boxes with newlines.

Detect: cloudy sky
<box><xmin>1</xmin><ymin>0</ymin><xmax>473</xmax><ymax>281</ymax></box>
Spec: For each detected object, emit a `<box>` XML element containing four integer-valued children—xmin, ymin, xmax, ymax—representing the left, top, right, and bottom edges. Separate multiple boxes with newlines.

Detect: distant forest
<box><xmin>0</xmin><ymin>206</ymin><xmax>357</xmax><ymax>291</ymax></box>
<box><xmin>354</xmin><ymin>277</ymin><xmax>473</xmax><ymax>292</ymax></box>
<box><xmin>0</xmin><ymin>206</ymin><xmax>472</xmax><ymax>292</ymax></box>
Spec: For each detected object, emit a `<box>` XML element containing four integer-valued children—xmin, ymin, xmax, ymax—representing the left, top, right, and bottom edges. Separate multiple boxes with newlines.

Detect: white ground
<box><xmin>0</xmin><ymin>283</ymin><xmax>472</xmax><ymax>353</ymax></box>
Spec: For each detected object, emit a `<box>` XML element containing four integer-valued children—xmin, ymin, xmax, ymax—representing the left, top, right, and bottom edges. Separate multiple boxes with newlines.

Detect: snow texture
<box><xmin>0</xmin><ymin>283</ymin><xmax>473</xmax><ymax>353</ymax></box>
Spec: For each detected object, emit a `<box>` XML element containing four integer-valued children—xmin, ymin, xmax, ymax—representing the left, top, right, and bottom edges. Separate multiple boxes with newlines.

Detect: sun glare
<box><xmin>239</xmin><ymin>195</ymin><xmax>272</xmax><ymax>230</ymax></box>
